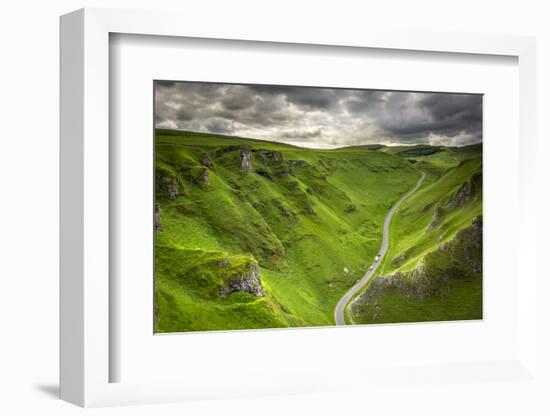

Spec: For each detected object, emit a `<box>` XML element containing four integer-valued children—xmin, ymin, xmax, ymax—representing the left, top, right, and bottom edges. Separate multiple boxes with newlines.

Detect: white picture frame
<box><xmin>60</xmin><ymin>7</ymin><xmax>538</xmax><ymax>408</ymax></box>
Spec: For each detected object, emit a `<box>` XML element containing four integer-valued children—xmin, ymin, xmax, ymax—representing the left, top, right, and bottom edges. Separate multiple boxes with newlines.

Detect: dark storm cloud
<box><xmin>344</xmin><ymin>90</ymin><xmax>388</xmax><ymax>114</ymax></box>
<box><xmin>220</xmin><ymin>85</ymin><xmax>256</xmax><ymax>111</ymax></box>
<box><xmin>286</xmin><ymin>89</ymin><xmax>340</xmax><ymax>110</ymax></box>
<box><xmin>154</xmin><ymin>81</ymin><xmax>482</xmax><ymax>148</ymax></box>
<box><xmin>376</xmin><ymin>93</ymin><xmax>482</xmax><ymax>142</ymax></box>
<box><xmin>204</xmin><ymin>118</ymin><xmax>235</xmax><ymax>134</ymax></box>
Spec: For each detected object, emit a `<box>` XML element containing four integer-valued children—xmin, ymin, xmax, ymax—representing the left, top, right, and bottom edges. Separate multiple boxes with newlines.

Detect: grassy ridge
<box><xmin>381</xmin><ymin>155</ymin><xmax>482</xmax><ymax>274</ymax></box>
<box><xmin>155</xmin><ymin>129</ymin><xmax>420</xmax><ymax>332</ymax></box>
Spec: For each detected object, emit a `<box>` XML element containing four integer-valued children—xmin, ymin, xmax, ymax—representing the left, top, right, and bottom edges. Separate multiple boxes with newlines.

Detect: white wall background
<box><xmin>0</xmin><ymin>0</ymin><xmax>548</xmax><ymax>415</ymax></box>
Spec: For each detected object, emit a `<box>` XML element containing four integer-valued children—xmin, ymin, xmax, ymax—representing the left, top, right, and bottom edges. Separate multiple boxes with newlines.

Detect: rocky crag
<box><xmin>154</xmin><ymin>203</ymin><xmax>163</xmax><ymax>232</ymax></box>
<box><xmin>194</xmin><ymin>168</ymin><xmax>210</xmax><ymax>186</ymax></box>
<box><xmin>156</xmin><ymin>172</ymin><xmax>181</xmax><ymax>200</ymax></box>
<box><xmin>219</xmin><ymin>260</ymin><xmax>265</xmax><ymax>297</ymax></box>
<box><xmin>240</xmin><ymin>146</ymin><xmax>252</xmax><ymax>172</ymax></box>
<box><xmin>448</xmin><ymin>172</ymin><xmax>482</xmax><ymax>209</ymax></box>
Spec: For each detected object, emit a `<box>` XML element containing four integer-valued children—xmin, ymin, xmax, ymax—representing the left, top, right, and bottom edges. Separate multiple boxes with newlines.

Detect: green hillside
<box><xmin>351</xmin><ymin>217</ymin><xmax>482</xmax><ymax>324</ymax></box>
<box><xmin>350</xmin><ymin>144</ymin><xmax>483</xmax><ymax>324</ymax></box>
<box><xmin>154</xmin><ymin>129</ymin><xmax>482</xmax><ymax>331</ymax></box>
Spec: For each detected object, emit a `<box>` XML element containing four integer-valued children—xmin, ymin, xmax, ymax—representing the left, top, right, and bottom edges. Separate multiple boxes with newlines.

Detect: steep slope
<box><xmin>352</xmin><ymin>216</ymin><xmax>482</xmax><ymax>323</ymax></box>
<box><xmin>383</xmin><ymin>156</ymin><xmax>482</xmax><ymax>273</ymax></box>
<box><xmin>350</xmin><ymin>144</ymin><xmax>482</xmax><ymax>324</ymax></box>
<box><xmin>154</xmin><ymin>129</ymin><xmax>421</xmax><ymax>332</ymax></box>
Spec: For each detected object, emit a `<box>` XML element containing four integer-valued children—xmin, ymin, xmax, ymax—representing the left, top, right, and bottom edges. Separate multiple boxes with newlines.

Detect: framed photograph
<box><xmin>152</xmin><ymin>80</ymin><xmax>483</xmax><ymax>333</ymax></box>
<box><xmin>60</xmin><ymin>8</ymin><xmax>539</xmax><ymax>408</ymax></box>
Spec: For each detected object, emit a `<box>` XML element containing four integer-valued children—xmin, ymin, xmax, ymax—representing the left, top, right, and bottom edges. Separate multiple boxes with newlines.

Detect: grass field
<box><xmin>154</xmin><ymin>129</ymin><xmax>482</xmax><ymax>332</ymax></box>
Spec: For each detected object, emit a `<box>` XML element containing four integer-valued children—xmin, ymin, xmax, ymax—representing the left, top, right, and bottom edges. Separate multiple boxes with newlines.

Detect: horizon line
<box><xmin>155</xmin><ymin>127</ymin><xmax>482</xmax><ymax>150</ymax></box>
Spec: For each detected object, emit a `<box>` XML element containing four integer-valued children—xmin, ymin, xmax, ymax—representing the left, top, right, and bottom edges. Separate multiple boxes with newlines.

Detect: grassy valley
<box><xmin>154</xmin><ymin>129</ymin><xmax>482</xmax><ymax>332</ymax></box>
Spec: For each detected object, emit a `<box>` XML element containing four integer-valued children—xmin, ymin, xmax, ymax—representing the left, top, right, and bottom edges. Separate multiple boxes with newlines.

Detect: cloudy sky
<box><xmin>155</xmin><ymin>81</ymin><xmax>482</xmax><ymax>148</ymax></box>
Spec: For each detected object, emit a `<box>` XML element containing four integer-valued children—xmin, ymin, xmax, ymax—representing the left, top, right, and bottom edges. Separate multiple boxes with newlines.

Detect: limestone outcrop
<box><xmin>356</xmin><ymin>216</ymin><xmax>482</xmax><ymax>305</ymax></box>
<box><xmin>156</xmin><ymin>173</ymin><xmax>181</xmax><ymax>200</ymax></box>
<box><xmin>240</xmin><ymin>146</ymin><xmax>252</xmax><ymax>173</ymax></box>
<box><xmin>154</xmin><ymin>203</ymin><xmax>163</xmax><ymax>232</ymax></box>
<box><xmin>219</xmin><ymin>261</ymin><xmax>265</xmax><ymax>297</ymax></box>
<box><xmin>448</xmin><ymin>173</ymin><xmax>481</xmax><ymax>209</ymax></box>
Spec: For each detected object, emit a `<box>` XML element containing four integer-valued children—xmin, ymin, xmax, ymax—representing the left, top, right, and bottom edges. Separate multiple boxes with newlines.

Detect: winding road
<box><xmin>334</xmin><ymin>171</ymin><xmax>426</xmax><ymax>325</ymax></box>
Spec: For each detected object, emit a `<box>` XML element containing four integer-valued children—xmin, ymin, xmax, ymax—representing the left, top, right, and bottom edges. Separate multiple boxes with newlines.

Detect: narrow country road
<box><xmin>334</xmin><ymin>171</ymin><xmax>426</xmax><ymax>325</ymax></box>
